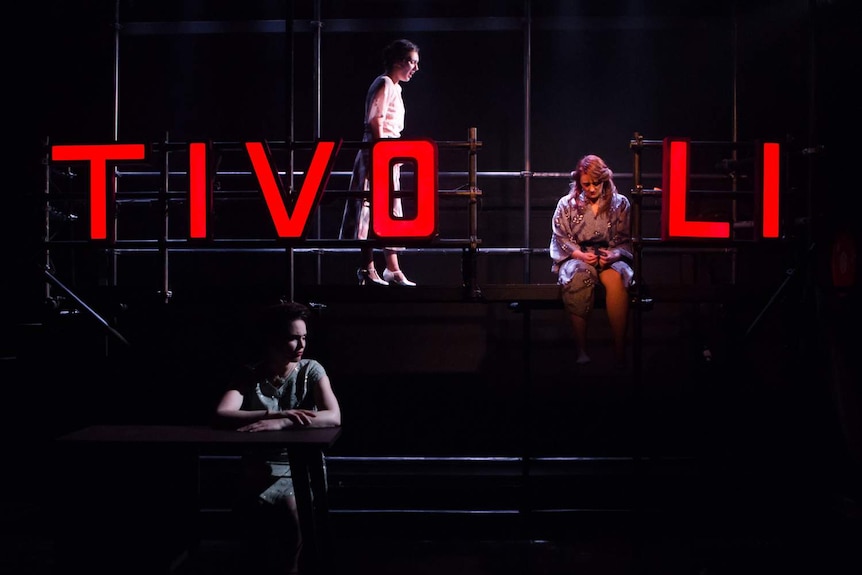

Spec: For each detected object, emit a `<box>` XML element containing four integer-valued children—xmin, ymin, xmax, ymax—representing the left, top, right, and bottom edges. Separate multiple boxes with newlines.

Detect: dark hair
<box><xmin>383</xmin><ymin>38</ymin><xmax>419</xmax><ymax>71</ymax></box>
<box><xmin>258</xmin><ymin>301</ymin><xmax>310</xmax><ymax>342</ymax></box>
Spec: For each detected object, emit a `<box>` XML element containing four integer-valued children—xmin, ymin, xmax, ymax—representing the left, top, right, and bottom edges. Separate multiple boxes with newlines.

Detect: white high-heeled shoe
<box><xmin>383</xmin><ymin>269</ymin><xmax>417</xmax><ymax>287</ymax></box>
<box><xmin>357</xmin><ymin>268</ymin><xmax>388</xmax><ymax>286</ymax></box>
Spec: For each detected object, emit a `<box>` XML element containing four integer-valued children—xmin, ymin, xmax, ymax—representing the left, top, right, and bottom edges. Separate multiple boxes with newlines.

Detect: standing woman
<box><xmin>340</xmin><ymin>38</ymin><xmax>421</xmax><ymax>286</ymax></box>
<box><xmin>550</xmin><ymin>154</ymin><xmax>634</xmax><ymax>366</ymax></box>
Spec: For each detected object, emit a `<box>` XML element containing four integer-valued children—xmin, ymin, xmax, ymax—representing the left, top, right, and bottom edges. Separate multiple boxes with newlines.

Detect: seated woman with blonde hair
<box><xmin>550</xmin><ymin>154</ymin><xmax>634</xmax><ymax>366</ymax></box>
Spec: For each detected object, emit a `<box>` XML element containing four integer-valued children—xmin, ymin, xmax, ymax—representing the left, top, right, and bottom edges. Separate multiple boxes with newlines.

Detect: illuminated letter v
<box><xmin>245</xmin><ymin>140</ymin><xmax>341</xmax><ymax>238</ymax></box>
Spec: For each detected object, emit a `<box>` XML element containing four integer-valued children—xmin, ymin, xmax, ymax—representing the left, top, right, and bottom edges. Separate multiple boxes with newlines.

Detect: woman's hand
<box><xmin>237</xmin><ymin>409</ymin><xmax>318</xmax><ymax>432</ymax></box>
<box><xmin>237</xmin><ymin>418</ymin><xmax>284</xmax><ymax>432</ymax></box>
<box><xmin>576</xmin><ymin>249</ymin><xmax>599</xmax><ymax>267</ymax></box>
<box><xmin>598</xmin><ymin>248</ymin><xmax>620</xmax><ymax>267</ymax></box>
<box><xmin>282</xmin><ymin>409</ymin><xmax>318</xmax><ymax>427</ymax></box>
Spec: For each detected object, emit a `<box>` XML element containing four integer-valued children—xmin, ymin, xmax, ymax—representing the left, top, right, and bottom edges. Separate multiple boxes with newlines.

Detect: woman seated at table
<box><xmin>214</xmin><ymin>301</ymin><xmax>341</xmax><ymax>574</ymax></box>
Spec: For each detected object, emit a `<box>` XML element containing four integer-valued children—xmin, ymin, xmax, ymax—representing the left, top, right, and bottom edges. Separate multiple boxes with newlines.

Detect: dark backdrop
<box><xmin>24</xmin><ymin>0</ymin><xmax>842</xmax><ymax>296</ymax></box>
<box><xmin>7</xmin><ymin>1</ymin><xmax>859</xmax><ymax>474</ymax></box>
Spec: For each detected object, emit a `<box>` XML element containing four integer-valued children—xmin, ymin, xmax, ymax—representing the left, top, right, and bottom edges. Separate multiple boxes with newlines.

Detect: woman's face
<box><xmin>393</xmin><ymin>51</ymin><xmax>420</xmax><ymax>83</ymax></box>
<box><xmin>580</xmin><ymin>176</ymin><xmax>605</xmax><ymax>203</ymax></box>
<box><xmin>273</xmin><ymin>318</ymin><xmax>307</xmax><ymax>363</ymax></box>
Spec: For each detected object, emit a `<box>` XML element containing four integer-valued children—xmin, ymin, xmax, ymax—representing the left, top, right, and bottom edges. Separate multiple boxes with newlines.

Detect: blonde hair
<box><xmin>570</xmin><ymin>154</ymin><xmax>617</xmax><ymax>214</ymax></box>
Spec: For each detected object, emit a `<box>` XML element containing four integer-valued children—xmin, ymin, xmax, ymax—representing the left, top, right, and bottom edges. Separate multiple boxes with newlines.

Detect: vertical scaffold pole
<box><xmin>158</xmin><ymin>133</ymin><xmax>171</xmax><ymax>305</ymax></box>
<box><xmin>629</xmin><ymin>132</ymin><xmax>644</xmax><ymax>378</ymax></box>
<box><xmin>466</xmin><ymin>127</ymin><xmax>482</xmax><ymax>299</ymax></box>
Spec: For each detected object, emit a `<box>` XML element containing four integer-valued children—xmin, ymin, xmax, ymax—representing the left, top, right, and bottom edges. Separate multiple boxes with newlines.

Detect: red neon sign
<box><xmin>245</xmin><ymin>140</ymin><xmax>340</xmax><ymax>238</ymax></box>
<box><xmin>50</xmin><ymin>140</ymin><xmax>438</xmax><ymax>241</ymax></box>
<box><xmin>759</xmin><ymin>142</ymin><xmax>780</xmax><ymax>239</ymax></box>
<box><xmin>371</xmin><ymin>139</ymin><xmax>438</xmax><ymax>238</ymax></box>
<box><xmin>51</xmin><ymin>137</ymin><xmax>779</xmax><ymax>243</ymax></box>
<box><xmin>189</xmin><ymin>142</ymin><xmax>208</xmax><ymax>239</ymax></box>
<box><xmin>661</xmin><ymin>137</ymin><xmax>780</xmax><ymax>239</ymax></box>
<box><xmin>51</xmin><ymin>143</ymin><xmax>147</xmax><ymax>239</ymax></box>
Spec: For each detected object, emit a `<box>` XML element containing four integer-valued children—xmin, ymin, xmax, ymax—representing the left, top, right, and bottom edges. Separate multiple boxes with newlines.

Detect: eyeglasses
<box><xmin>580</xmin><ymin>180</ymin><xmax>603</xmax><ymax>190</ymax></box>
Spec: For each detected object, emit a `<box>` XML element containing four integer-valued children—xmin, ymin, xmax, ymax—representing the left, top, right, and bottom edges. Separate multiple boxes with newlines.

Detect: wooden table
<box><xmin>56</xmin><ymin>424</ymin><xmax>342</xmax><ymax>574</ymax></box>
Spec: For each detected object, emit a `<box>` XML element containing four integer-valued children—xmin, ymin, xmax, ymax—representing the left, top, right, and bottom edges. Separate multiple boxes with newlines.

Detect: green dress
<box><xmin>238</xmin><ymin>358</ymin><xmax>326</xmax><ymax>505</ymax></box>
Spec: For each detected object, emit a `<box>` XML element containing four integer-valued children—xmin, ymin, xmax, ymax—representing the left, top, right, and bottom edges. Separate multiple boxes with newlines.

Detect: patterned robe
<box><xmin>549</xmin><ymin>189</ymin><xmax>634</xmax><ymax>317</ymax></box>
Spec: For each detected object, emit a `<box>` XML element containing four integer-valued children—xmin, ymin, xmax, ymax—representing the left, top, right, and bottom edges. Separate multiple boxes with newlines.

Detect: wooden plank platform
<box><xmin>295</xmin><ymin>282</ymin><xmax>775</xmax><ymax>306</ymax></box>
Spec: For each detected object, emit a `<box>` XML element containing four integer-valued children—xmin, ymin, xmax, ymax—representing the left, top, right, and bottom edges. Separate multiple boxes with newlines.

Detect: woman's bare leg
<box><xmin>382</xmin><ymin>249</ymin><xmax>416</xmax><ymax>286</ymax></box>
<box><xmin>569</xmin><ymin>313</ymin><xmax>591</xmax><ymax>364</ymax></box>
<box><xmin>601</xmin><ymin>269</ymin><xmax>630</xmax><ymax>363</ymax></box>
<box><xmin>384</xmin><ymin>250</ymin><xmax>400</xmax><ymax>273</ymax></box>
